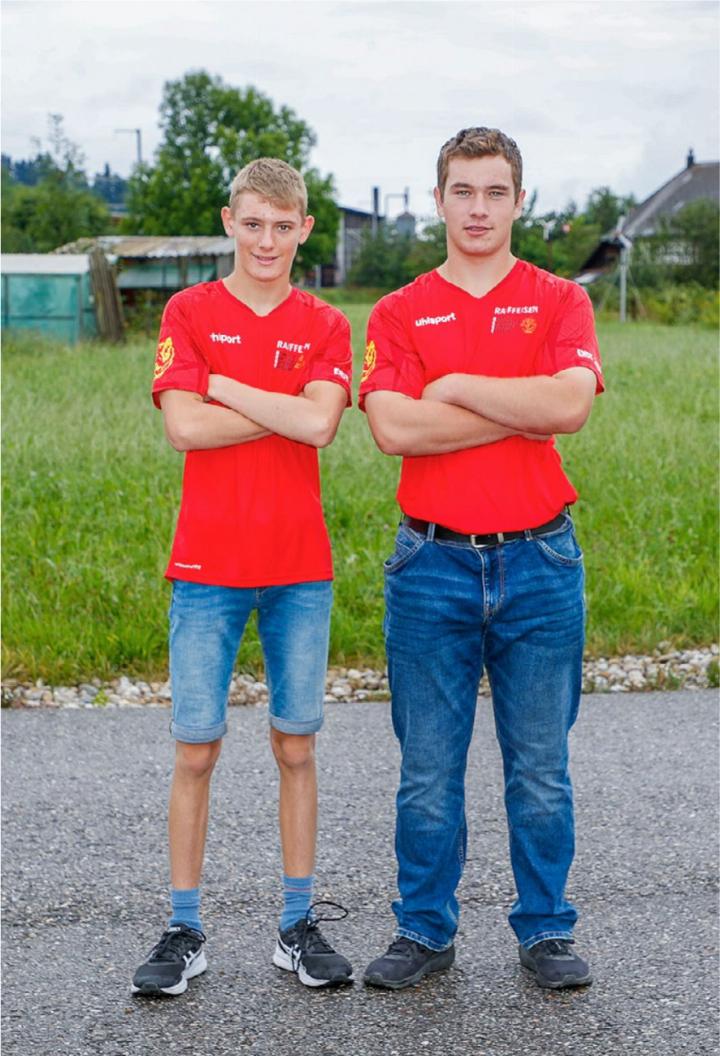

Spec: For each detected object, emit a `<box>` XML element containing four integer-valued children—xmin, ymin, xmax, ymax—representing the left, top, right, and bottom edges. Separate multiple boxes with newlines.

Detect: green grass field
<box><xmin>2</xmin><ymin>311</ymin><xmax>718</xmax><ymax>683</ymax></box>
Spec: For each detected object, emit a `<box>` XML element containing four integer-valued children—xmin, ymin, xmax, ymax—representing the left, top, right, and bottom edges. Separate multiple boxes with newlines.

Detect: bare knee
<box><xmin>175</xmin><ymin>739</ymin><xmax>222</xmax><ymax>780</ymax></box>
<box><xmin>270</xmin><ymin>730</ymin><xmax>315</xmax><ymax>772</ymax></box>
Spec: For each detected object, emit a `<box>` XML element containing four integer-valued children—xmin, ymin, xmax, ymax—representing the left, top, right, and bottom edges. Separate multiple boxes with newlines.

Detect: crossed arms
<box><xmin>160</xmin><ymin>376</ymin><xmax>347</xmax><ymax>452</ymax></box>
<box><xmin>364</xmin><ymin>367</ymin><xmax>597</xmax><ymax>457</ymax></box>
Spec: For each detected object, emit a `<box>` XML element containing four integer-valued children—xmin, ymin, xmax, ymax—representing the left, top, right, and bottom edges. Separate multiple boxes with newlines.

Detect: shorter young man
<box><xmin>131</xmin><ymin>158</ymin><xmax>353</xmax><ymax>996</ymax></box>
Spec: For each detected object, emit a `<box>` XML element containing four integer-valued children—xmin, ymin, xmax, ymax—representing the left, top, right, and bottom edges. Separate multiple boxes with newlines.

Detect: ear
<box><xmin>513</xmin><ymin>189</ymin><xmax>526</xmax><ymax>221</ymax></box>
<box><xmin>298</xmin><ymin>214</ymin><xmax>315</xmax><ymax>245</ymax></box>
<box><xmin>433</xmin><ymin>187</ymin><xmax>445</xmax><ymax>220</ymax></box>
<box><xmin>221</xmin><ymin>205</ymin><xmax>234</xmax><ymax>237</ymax></box>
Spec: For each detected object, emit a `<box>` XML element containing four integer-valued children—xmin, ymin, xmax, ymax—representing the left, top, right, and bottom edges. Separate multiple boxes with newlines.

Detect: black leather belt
<box><xmin>403</xmin><ymin>512</ymin><xmax>567</xmax><ymax>549</ymax></box>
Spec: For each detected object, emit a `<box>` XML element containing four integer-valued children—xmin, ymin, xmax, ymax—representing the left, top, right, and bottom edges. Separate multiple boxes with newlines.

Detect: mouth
<box><xmin>465</xmin><ymin>225</ymin><xmax>492</xmax><ymax>235</ymax></box>
<box><xmin>252</xmin><ymin>254</ymin><xmax>279</xmax><ymax>265</ymax></box>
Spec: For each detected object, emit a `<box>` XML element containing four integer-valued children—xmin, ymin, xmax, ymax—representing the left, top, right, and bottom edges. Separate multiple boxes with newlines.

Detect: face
<box><xmin>434</xmin><ymin>155</ymin><xmax>525</xmax><ymax>260</ymax></box>
<box><xmin>221</xmin><ymin>192</ymin><xmax>314</xmax><ymax>284</ymax></box>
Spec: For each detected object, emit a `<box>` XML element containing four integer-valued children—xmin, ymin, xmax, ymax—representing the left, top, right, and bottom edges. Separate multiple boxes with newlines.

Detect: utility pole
<box><xmin>115</xmin><ymin>128</ymin><xmax>143</xmax><ymax>167</ymax></box>
<box><xmin>617</xmin><ymin>231</ymin><xmax>632</xmax><ymax>323</ymax></box>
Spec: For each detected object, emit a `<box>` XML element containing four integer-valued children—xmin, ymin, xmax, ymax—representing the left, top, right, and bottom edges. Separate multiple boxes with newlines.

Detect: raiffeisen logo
<box><xmin>414</xmin><ymin>312</ymin><xmax>457</xmax><ymax>327</ymax></box>
<box><xmin>493</xmin><ymin>305</ymin><xmax>539</xmax><ymax>315</ymax></box>
<box><xmin>210</xmin><ymin>332</ymin><xmax>242</xmax><ymax>344</ymax></box>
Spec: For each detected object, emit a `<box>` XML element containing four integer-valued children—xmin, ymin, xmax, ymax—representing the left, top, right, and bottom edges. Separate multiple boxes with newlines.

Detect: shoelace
<box><xmin>149</xmin><ymin>926</ymin><xmax>204</xmax><ymax>962</ymax></box>
<box><xmin>383</xmin><ymin>936</ymin><xmax>418</xmax><ymax>960</ymax></box>
<box><xmin>289</xmin><ymin>900</ymin><xmax>349</xmax><ymax>964</ymax></box>
<box><xmin>538</xmin><ymin>939</ymin><xmax>573</xmax><ymax>957</ymax></box>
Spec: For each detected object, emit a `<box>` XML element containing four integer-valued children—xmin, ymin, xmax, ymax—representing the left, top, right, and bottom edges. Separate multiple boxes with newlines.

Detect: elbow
<box><xmin>310</xmin><ymin>416</ymin><xmax>339</xmax><ymax>449</ymax></box>
<box><xmin>554</xmin><ymin>406</ymin><xmax>592</xmax><ymax>435</ymax></box>
<box><xmin>369</xmin><ymin>423</ymin><xmax>405</xmax><ymax>456</ymax></box>
<box><xmin>165</xmin><ymin>422</ymin><xmax>193</xmax><ymax>452</ymax></box>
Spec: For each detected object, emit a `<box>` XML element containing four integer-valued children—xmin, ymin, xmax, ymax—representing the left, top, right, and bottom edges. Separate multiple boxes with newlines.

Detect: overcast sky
<box><xmin>2</xmin><ymin>0</ymin><xmax>718</xmax><ymax>220</ymax></box>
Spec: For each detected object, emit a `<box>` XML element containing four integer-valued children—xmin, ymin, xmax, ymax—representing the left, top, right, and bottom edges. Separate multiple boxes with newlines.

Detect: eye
<box><xmin>245</xmin><ymin>222</ymin><xmax>259</xmax><ymax>229</ymax></box>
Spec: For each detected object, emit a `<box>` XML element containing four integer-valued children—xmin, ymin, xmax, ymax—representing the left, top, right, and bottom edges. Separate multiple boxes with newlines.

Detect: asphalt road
<box><xmin>2</xmin><ymin>690</ymin><xmax>718</xmax><ymax>1056</ymax></box>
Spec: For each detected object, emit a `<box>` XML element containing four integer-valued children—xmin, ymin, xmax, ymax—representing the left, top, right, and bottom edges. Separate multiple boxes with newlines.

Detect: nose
<box><xmin>468</xmin><ymin>194</ymin><xmax>490</xmax><ymax>218</ymax></box>
<box><xmin>258</xmin><ymin>224</ymin><xmax>275</xmax><ymax>249</ymax></box>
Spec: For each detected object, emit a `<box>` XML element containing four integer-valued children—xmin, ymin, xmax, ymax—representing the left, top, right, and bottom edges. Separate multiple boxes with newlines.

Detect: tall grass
<box><xmin>2</xmin><ymin>313</ymin><xmax>717</xmax><ymax>682</ymax></box>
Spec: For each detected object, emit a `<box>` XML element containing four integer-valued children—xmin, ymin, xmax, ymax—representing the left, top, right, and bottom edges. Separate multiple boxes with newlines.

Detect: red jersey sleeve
<box><xmin>539</xmin><ymin>283</ymin><xmax>604</xmax><ymax>393</ymax></box>
<box><xmin>358</xmin><ymin>295</ymin><xmax>425</xmax><ymax>411</ymax></box>
<box><xmin>305</xmin><ymin>310</ymin><xmax>353</xmax><ymax>406</ymax></box>
<box><xmin>152</xmin><ymin>294</ymin><xmax>210</xmax><ymax>409</ymax></box>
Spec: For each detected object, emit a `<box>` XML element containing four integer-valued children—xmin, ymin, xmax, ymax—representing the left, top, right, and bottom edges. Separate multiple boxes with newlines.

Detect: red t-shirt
<box><xmin>152</xmin><ymin>281</ymin><xmax>352</xmax><ymax>587</ymax></box>
<box><xmin>359</xmin><ymin>261</ymin><xmax>603</xmax><ymax>533</ymax></box>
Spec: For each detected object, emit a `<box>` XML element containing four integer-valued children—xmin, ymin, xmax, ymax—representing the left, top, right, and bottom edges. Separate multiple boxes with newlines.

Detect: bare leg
<box><xmin>270</xmin><ymin>730</ymin><xmax>317</xmax><ymax>876</ymax></box>
<box><xmin>168</xmin><ymin>739</ymin><xmax>222</xmax><ymax>889</ymax></box>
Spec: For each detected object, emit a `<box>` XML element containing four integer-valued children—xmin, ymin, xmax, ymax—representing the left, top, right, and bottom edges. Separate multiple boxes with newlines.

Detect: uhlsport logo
<box><xmin>361</xmin><ymin>340</ymin><xmax>377</xmax><ymax>383</ymax></box>
<box><xmin>154</xmin><ymin>336</ymin><xmax>175</xmax><ymax>379</ymax></box>
<box><xmin>414</xmin><ymin>312</ymin><xmax>457</xmax><ymax>327</ymax></box>
<box><xmin>210</xmin><ymin>332</ymin><xmax>242</xmax><ymax>344</ymax></box>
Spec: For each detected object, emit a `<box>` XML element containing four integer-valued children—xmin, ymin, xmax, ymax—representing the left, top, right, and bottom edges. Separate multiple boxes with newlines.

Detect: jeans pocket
<box><xmin>533</xmin><ymin>522</ymin><xmax>584</xmax><ymax>567</ymax></box>
<box><xmin>384</xmin><ymin>525</ymin><xmax>425</xmax><ymax>575</ymax></box>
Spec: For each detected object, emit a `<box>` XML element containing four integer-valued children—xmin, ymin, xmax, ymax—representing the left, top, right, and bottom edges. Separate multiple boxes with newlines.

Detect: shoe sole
<box><xmin>131</xmin><ymin>951</ymin><xmax>207</xmax><ymax>996</ymax></box>
<box><xmin>363</xmin><ymin>946</ymin><xmax>455</xmax><ymax>990</ymax></box>
<box><xmin>272</xmin><ymin>942</ymin><xmax>354</xmax><ymax>988</ymax></box>
<box><xmin>518</xmin><ymin>947</ymin><xmax>592</xmax><ymax>989</ymax></box>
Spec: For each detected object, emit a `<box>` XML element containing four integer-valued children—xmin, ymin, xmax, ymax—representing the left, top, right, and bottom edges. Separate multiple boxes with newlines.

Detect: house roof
<box><xmin>54</xmin><ymin>235</ymin><xmax>235</xmax><ymax>259</ymax></box>
<box><xmin>1</xmin><ymin>253</ymin><xmax>91</xmax><ymax>275</ymax></box>
<box><xmin>621</xmin><ymin>160</ymin><xmax>719</xmax><ymax>239</ymax></box>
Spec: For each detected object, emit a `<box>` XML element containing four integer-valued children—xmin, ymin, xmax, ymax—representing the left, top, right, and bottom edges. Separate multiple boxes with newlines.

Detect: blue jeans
<box><xmin>169</xmin><ymin>579</ymin><xmax>333</xmax><ymax>742</ymax></box>
<box><xmin>383</xmin><ymin>514</ymin><xmax>585</xmax><ymax>951</ymax></box>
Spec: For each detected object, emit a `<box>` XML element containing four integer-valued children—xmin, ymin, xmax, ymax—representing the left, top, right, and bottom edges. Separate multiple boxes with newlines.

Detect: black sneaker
<box><xmin>519</xmin><ymin>939</ymin><xmax>592</xmax><ymax>989</ymax></box>
<box><xmin>364</xmin><ymin>936</ymin><xmax>455</xmax><ymax>990</ymax></box>
<box><xmin>131</xmin><ymin>924</ymin><xmax>207</xmax><ymax>996</ymax></box>
<box><xmin>273</xmin><ymin>901</ymin><xmax>353</xmax><ymax>988</ymax></box>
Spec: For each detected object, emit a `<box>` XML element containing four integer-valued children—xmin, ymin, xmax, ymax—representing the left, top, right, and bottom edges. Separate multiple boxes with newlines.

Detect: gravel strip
<box><xmin>2</xmin><ymin>645</ymin><xmax>717</xmax><ymax>710</ymax></box>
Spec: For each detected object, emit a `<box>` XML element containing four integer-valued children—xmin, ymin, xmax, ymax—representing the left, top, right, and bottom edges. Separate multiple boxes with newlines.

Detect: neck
<box><xmin>438</xmin><ymin>248</ymin><xmax>517</xmax><ymax>299</ymax></box>
<box><xmin>222</xmin><ymin>270</ymin><xmax>292</xmax><ymax>316</ymax></box>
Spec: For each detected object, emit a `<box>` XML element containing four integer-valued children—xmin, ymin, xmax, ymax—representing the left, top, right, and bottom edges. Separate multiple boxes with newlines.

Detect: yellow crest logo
<box><xmin>154</xmin><ymin>336</ymin><xmax>175</xmax><ymax>379</ymax></box>
<box><xmin>361</xmin><ymin>340</ymin><xmax>377</xmax><ymax>383</ymax></box>
<box><xmin>520</xmin><ymin>318</ymin><xmax>538</xmax><ymax>334</ymax></box>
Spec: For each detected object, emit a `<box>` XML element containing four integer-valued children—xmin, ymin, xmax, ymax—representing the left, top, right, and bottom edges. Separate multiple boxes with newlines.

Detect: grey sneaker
<box><xmin>519</xmin><ymin>939</ymin><xmax>592</xmax><ymax>989</ymax></box>
<box><xmin>364</xmin><ymin>936</ymin><xmax>455</xmax><ymax>990</ymax></box>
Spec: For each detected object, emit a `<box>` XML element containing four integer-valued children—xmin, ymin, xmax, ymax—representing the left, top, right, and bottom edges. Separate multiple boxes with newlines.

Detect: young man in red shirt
<box><xmin>360</xmin><ymin>127</ymin><xmax>604</xmax><ymax>990</ymax></box>
<box><xmin>132</xmin><ymin>159</ymin><xmax>354</xmax><ymax>996</ymax></box>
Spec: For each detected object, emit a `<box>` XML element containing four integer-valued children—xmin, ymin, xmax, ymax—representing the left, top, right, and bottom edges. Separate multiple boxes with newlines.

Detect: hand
<box><xmin>207</xmin><ymin>374</ymin><xmax>223</xmax><ymax>401</ymax></box>
<box><xmin>422</xmin><ymin>375</ymin><xmax>461</xmax><ymax>403</ymax></box>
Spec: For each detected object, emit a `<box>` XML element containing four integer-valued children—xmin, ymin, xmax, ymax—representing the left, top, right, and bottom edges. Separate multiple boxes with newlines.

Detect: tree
<box><xmin>584</xmin><ymin>186</ymin><xmax>636</xmax><ymax>234</ymax></box>
<box><xmin>1</xmin><ymin>114</ymin><xmax>109</xmax><ymax>252</ymax></box>
<box><xmin>124</xmin><ymin>71</ymin><xmax>339</xmax><ymax>271</ymax></box>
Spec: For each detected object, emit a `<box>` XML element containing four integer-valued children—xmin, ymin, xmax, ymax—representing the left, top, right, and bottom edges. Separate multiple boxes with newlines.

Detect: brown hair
<box><xmin>228</xmin><ymin>158</ymin><xmax>307</xmax><ymax>216</ymax></box>
<box><xmin>436</xmin><ymin>127</ymin><xmax>523</xmax><ymax>200</ymax></box>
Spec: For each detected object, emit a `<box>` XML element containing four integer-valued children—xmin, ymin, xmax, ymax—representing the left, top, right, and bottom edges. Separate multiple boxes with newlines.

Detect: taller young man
<box><xmin>132</xmin><ymin>159</ymin><xmax>354</xmax><ymax>996</ymax></box>
<box><xmin>360</xmin><ymin>128</ymin><xmax>604</xmax><ymax>991</ymax></box>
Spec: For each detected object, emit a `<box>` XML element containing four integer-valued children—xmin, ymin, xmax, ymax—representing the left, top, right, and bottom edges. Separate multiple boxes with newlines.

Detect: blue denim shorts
<box><xmin>168</xmin><ymin>579</ymin><xmax>333</xmax><ymax>743</ymax></box>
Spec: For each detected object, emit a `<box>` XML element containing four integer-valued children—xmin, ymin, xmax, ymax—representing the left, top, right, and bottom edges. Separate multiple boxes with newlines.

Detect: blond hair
<box><xmin>228</xmin><ymin>158</ymin><xmax>308</xmax><ymax>216</ymax></box>
<box><xmin>437</xmin><ymin>127</ymin><xmax>523</xmax><ymax>200</ymax></box>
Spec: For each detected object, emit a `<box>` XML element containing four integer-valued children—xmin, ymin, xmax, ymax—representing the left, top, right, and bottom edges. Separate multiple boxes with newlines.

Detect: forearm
<box><xmin>366</xmin><ymin>394</ymin><xmax>516</xmax><ymax>456</ymax></box>
<box><xmin>164</xmin><ymin>398</ymin><xmax>270</xmax><ymax>451</ymax></box>
<box><xmin>427</xmin><ymin>372</ymin><xmax>593</xmax><ymax>434</ymax></box>
<box><xmin>208</xmin><ymin>375</ymin><xmax>338</xmax><ymax>447</ymax></box>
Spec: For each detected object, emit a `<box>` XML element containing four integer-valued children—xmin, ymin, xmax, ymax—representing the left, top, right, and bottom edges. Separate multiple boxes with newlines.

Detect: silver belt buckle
<box><xmin>470</xmin><ymin>531</ymin><xmax>504</xmax><ymax>550</ymax></box>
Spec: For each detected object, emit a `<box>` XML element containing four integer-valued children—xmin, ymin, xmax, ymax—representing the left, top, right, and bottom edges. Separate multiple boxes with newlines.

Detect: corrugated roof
<box><xmin>54</xmin><ymin>235</ymin><xmax>234</xmax><ymax>259</ymax></box>
<box><xmin>1</xmin><ymin>253</ymin><xmax>91</xmax><ymax>275</ymax></box>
